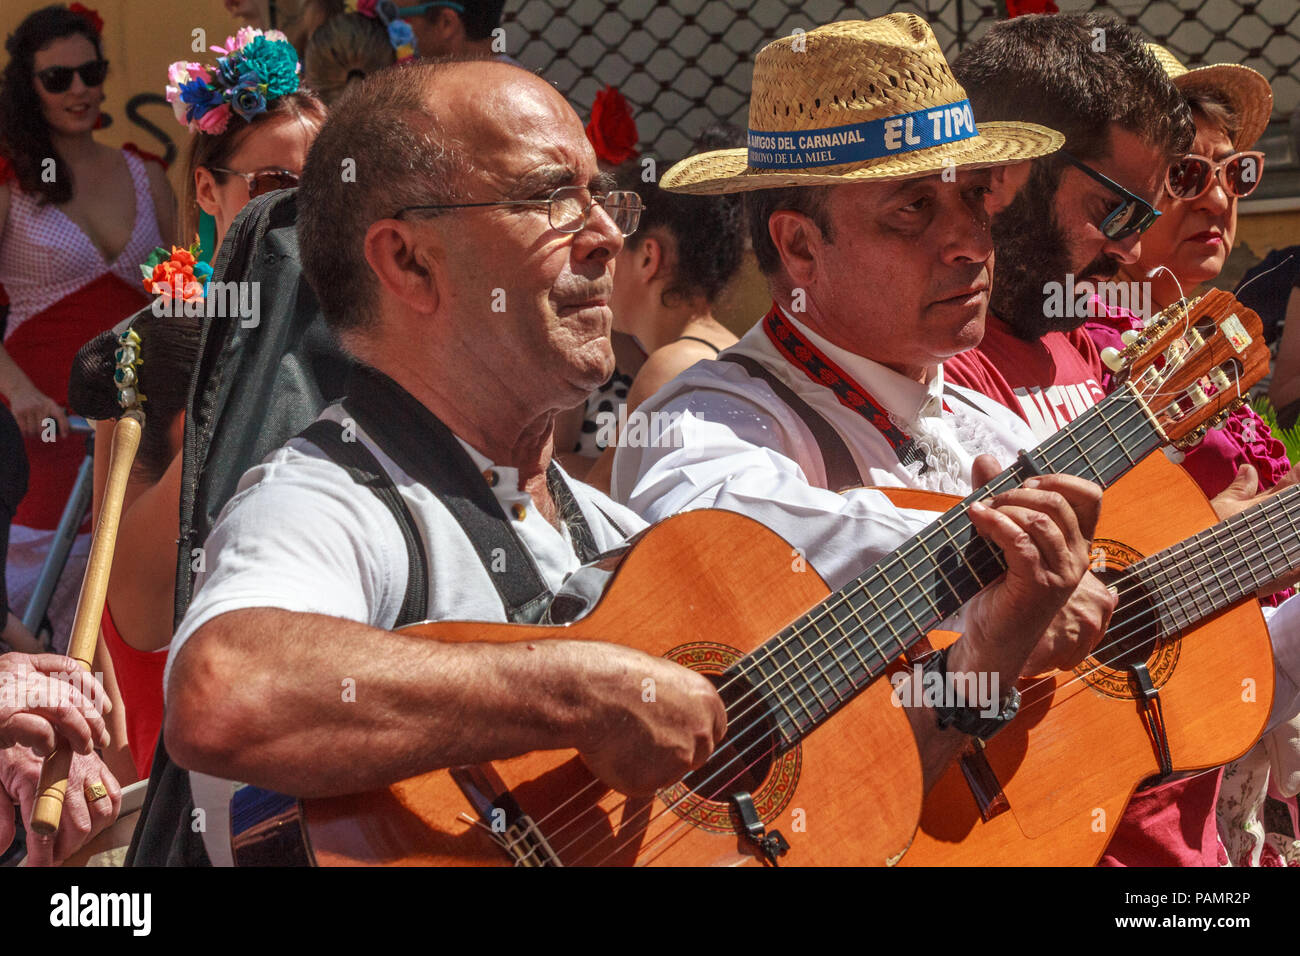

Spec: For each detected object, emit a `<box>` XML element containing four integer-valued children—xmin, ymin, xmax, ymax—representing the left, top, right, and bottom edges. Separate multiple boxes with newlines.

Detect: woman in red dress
<box><xmin>0</xmin><ymin>5</ymin><xmax>175</xmax><ymax>646</ymax></box>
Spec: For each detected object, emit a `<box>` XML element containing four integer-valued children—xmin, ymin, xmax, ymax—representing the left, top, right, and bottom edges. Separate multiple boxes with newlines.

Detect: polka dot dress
<box><xmin>0</xmin><ymin>150</ymin><xmax>160</xmax><ymax>340</ymax></box>
<box><xmin>572</xmin><ymin>366</ymin><xmax>633</xmax><ymax>458</ymax></box>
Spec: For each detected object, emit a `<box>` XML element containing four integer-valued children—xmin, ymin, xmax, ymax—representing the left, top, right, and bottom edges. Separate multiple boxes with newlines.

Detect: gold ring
<box><xmin>83</xmin><ymin>780</ymin><xmax>109</xmax><ymax>802</ymax></box>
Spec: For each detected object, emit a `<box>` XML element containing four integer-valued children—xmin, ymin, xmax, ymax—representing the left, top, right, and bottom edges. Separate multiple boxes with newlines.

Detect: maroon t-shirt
<box><xmin>943</xmin><ymin>313</ymin><xmax>1106</xmax><ymax>441</ymax></box>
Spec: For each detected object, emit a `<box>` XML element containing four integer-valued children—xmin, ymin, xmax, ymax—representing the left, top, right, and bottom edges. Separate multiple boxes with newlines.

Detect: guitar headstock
<box><xmin>1105</xmin><ymin>289</ymin><xmax>1269</xmax><ymax>449</ymax></box>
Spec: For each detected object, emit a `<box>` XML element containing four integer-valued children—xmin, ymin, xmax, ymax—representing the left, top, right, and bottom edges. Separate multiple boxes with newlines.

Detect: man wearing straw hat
<box><xmin>149</xmin><ymin>53</ymin><xmax>1093</xmax><ymax>866</ymax></box>
<box><xmin>613</xmin><ymin>14</ymin><xmax>1116</xmax><ymax>778</ymax></box>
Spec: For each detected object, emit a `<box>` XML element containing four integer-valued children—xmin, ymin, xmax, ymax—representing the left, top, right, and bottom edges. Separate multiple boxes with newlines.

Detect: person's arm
<box><xmin>104</xmin><ymin>449</ymin><xmax>182</xmax><ymax>652</ymax></box>
<box><xmin>1269</xmin><ymin>288</ymin><xmax>1300</xmax><ymax>413</ymax></box>
<box><xmin>90</xmin><ymin>639</ymin><xmax>136</xmax><ymax>785</ymax></box>
<box><xmin>585</xmin><ymin>342</ymin><xmax>718</xmax><ymax>494</ymax></box>
<box><xmin>0</xmin><ymin>344</ymin><xmax>67</xmax><ymax>438</ymax></box>
<box><xmin>161</xmin><ymin>453</ymin><xmax>725</xmax><ymax>798</ymax></box>
<box><xmin>167</xmin><ymin>611</ymin><xmax>724</xmax><ymax>797</ymax></box>
<box><xmin>143</xmin><ymin>159</ymin><xmax>178</xmax><ymax>246</ymax></box>
<box><xmin>0</xmin><ymin>185</ymin><xmax>66</xmax><ymax>437</ymax></box>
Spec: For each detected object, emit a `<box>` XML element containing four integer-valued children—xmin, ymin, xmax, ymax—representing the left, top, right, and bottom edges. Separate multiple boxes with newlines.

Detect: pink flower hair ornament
<box><xmin>165</xmin><ymin>28</ymin><xmax>301</xmax><ymax>135</ymax></box>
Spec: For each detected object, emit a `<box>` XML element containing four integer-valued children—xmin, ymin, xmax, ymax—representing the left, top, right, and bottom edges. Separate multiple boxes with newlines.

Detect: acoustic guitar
<box><xmin>891</xmin><ymin>450</ymin><xmax>1285</xmax><ymax>865</ymax></box>
<box><xmin>227</xmin><ymin>291</ymin><xmax>1268</xmax><ymax>865</ymax></box>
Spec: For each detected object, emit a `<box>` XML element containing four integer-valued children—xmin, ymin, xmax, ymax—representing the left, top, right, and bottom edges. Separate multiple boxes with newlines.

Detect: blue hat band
<box><xmin>747</xmin><ymin>99</ymin><xmax>978</xmax><ymax>170</ymax></box>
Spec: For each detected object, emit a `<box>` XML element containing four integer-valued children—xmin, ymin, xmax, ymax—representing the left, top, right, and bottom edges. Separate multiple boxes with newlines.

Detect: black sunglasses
<box><xmin>35</xmin><ymin>58</ymin><xmax>109</xmax><ymax>94</ymax></box>
<box><xmin>1058</xmin><ymin>150</ymin><xmax>1161</xmax><ymax>241</ymax></box>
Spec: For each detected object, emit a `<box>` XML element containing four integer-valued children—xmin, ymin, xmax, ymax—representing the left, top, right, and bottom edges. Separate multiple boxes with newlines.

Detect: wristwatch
<box><xmin>919</xmin><ymin>647</ymin><xmax>1021</xmax><ymax>741</ymax></box>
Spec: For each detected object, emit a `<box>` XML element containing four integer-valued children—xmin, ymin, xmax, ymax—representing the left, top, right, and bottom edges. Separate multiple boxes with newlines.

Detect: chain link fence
<box><xmin>504</xmin><ymin>0</ymin><xmax>1300</xmax><ymax>164</ymax></box>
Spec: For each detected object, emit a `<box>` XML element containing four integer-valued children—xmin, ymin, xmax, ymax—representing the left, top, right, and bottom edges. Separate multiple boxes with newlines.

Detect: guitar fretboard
<box><xmin>1121</xmin><ymin>482</ymin><xmax>1300</xmax><ymax>634</ymax></box>
<box><xmin>736</xmin><ymin>381</ymin><xmax>1162</xmax><ymax>748</ymax></box>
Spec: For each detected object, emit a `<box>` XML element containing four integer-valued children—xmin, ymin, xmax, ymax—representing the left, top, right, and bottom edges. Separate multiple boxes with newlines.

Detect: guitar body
<box><xmin>285</xmin><ymin>509</ymin><xmax>923</xmax><ymax>866</ymax></box>
<box><xmin>887</xmin><ymin>453</ymin><xmax>1274</xmax><ymax>866</ymax></box>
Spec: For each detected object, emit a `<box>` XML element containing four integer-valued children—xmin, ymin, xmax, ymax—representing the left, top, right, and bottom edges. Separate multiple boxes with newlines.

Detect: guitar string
<box><xmin>511</xmin><ymin>312</ymin><xmax>1253</xmax><ymax>864</ymax></box>
<box><xmin>544</xmin><ymin>393</ymin><xmax>1175</xmax><ymax>865</ymax></box>
<box><xmin>524</xmin><ymin>337</ymin><xmax>1244</xmax><ymax>863</ymax></box>
<box><xmin>545</xmin><ymin>371</ymin><xmax>1256</xmax><ymax>866</ymax></box>
<box><xmin>521</xmin><ymin>386</ymin><xmax>1161</xmax><ymax>863</ymax></box>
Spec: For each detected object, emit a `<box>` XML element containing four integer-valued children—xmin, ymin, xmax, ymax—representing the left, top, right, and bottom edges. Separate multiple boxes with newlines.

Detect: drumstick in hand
<box><xmin>30</xmin><ymin>410</ymin><xmax>143</xmax><ymax>835</ymax></box>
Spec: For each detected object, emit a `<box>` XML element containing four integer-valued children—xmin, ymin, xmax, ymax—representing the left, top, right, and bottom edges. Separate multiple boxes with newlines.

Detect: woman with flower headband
<box><xmin>69</xmin><ymin>30</ymin><xmax>324</xmax><ymax>781</ymax></box>
<box><xmin>0</xmin><ymin>5</ymin><xmax>175</xmax><ymax>647</ymax></box>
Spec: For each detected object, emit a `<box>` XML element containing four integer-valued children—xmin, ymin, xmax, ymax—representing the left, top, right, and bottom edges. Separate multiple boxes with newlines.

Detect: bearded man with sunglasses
<box><xmin>946</xmin><ymin>15</ymin><xmax>1300</xmax><ymax>868</ymax></box>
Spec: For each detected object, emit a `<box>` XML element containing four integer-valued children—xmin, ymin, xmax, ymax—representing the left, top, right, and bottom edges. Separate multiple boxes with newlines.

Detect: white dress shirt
<box><xmin>613</xmin><ymin>307</ymin><xmax>1300</xmax><ymax>732</ymax></box>
<box><xmin>611</xmin><ymin>309</ymin><xmax>1038</xmax><ymax>592</ymax></box>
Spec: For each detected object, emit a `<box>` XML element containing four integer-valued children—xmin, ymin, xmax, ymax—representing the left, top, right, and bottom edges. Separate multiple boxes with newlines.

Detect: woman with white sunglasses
<box><xmin>1086</xmin><ymin>46</ymin><xmax>1300</xmax><ymax>869</ymax></box>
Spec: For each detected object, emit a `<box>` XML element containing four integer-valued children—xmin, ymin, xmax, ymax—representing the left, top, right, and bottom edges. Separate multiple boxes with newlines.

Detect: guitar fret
<box><xmin>804</xmin><ymin>616</ymin><xmax>849</xmax><ymax>707</ymax></box>
<box><xmin>838</xmin><ymin>600</ymin><xmax>876</xmax><ymax>680</ymax></box>
<box><xmin>856</xmin><ymin>591</ymin><xmax>894</xmax><ymax>663</ymax></box>
<box><xmin>747</xmin><ymin>644</ymin><xmax>804</xmax><ymax>740</ymax></box>
<box><xmin>778</xmin><ymin>630</ymin><xmax>826</xmax><ymax>725</ymax></box>
<box><xmin>1097</xmin><ymin>409</ymin><xmax>1136</xmax><ymax>466</ymax></box>
<box><xmin>913</xmin><ymin>534</ymin><xmax>963</xmax><ymax>608</ymax></box>
<box><xmin>882</xmin><ymin>565</ymin><xmax>927</xmax><ymax>638</ymax></box>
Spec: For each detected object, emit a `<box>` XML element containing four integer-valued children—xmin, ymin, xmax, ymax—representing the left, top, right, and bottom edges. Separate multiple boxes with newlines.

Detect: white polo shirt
<box><xmin>165</xmin><ymin>402</ymin><xmax>643</xmax><ymax>864</ymax></box>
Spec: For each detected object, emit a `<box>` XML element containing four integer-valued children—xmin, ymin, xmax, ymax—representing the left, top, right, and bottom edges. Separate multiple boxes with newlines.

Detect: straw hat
<box><xmin>1147</xmin><ymin>43</ymin><xmax>1273</xmax><ymax>150</ymax></box>
<box><xmin>661</xmin><ymin>14</ymin><xmax>1063</xmax><ymax>195</ymax></box>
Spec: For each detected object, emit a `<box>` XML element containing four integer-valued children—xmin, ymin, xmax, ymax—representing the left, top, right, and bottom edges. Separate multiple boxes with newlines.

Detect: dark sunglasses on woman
<box><xmin>34</xmin><ymin>58</ymin><xmax>109</xmax><ymax>93</ymax></box>
<box><xmin>1166</xmin><ymin>151</ymin><xmax>1265</xmax><ymax>201</ymax></box>
<box><xmin>209</xmin><ymin>167</ymin><xmax>300</xmax><ymax>199</ymax></box>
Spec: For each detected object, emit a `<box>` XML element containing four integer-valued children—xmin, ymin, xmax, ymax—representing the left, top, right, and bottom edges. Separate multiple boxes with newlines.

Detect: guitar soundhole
<box><xmin>1093</xmin><ymin>568</ymin><xmax>1160</xmax><ymax>670</ymax></box>
<box><xmin>681</xmin><ymin>671</ymin><xmax>775</xmax><ymax>799</ymax></box>
<box><xmin>1075</xmin><ymin>541</ymin><xmax>1180</xmax><ymax>699</ymax></box>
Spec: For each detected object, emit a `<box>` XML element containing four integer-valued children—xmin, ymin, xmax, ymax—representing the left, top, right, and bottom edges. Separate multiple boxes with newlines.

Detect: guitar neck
<box><xmin>743</xmin><ymin>383</ymin><xmax>1164</xmax><ymax>745</ymax></box>
<box><xmin>1126</xmin><ymin>482</ymin><xmax>1300</xmax><ymax>632</ymax></box>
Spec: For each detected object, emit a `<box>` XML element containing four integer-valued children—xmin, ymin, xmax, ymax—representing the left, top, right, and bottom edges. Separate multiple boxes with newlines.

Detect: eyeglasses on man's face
<box><xmin>393</xmin><ymin>185</ymin><xmax>644</xmax><ymax>237</ymax></box>
<box><xmin>209</xmin><ymin>167</ymin><xmax>301</xmax><ymax>199</ymax></box>
<box><xmin>1058</xmin><ymin>150</ymin><xmax>1161</xmax><ymax>241</ymax></box>
<box><xmin>35</xmin><ymin>58</ymin><xmax>109</xmax><ymax>94</ymax></box>
<box><xmin>1166</xmin><ymin>151</ymin><xmax>1265</xmax><ymax>202</ymax></box>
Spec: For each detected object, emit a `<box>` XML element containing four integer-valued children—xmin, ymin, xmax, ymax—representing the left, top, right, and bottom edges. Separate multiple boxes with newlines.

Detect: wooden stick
<box><xmin>30</xmin><ymin>411</ymin><xmax>143</xmax><ymax>836</ymax></box>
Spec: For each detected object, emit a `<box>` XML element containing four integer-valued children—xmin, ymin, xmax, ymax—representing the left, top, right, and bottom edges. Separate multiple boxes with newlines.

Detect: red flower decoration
<box><xmin>69</xmin><ymin>3</ymin><xmax>104</xmax><ymax>36</ymax></box>
<box><xmin>586</xmin><ymin>86</ymin><xmax>639</xmax><ymax>165</ymax></box>
<box><xmin>1004</xmin><ymin>0</ymin><xmax>1059</xmax><ymax>16</ymax></box>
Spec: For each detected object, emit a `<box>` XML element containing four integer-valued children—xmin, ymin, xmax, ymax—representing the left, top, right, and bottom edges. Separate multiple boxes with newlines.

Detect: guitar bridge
<box><xmin>450</xmin><ymin>765</ymin><xmax>563</xmax><ymax>867</ymax></box>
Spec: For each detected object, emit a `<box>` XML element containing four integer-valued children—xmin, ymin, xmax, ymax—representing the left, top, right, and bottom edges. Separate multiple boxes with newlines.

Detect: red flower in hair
<box><xmin>1004</xmin><ymin>0</ymin><xmax>1059</xmax><ymax>16</ymax></box>
<box><xmin>586</xmin><ymin>86</ymin><xmax>639</xmax><ymax>165</ymax></box>
<box><xmin>69</xmin><ymin>3</ymin><xmax>104</xmax><ymax>35</ymax></box>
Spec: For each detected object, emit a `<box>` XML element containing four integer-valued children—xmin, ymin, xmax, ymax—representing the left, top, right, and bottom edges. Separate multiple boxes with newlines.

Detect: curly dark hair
<box><xmin>0</xmin><ymin>5</ymin><xmax>105</xmax><ymax>205</ymax></box>
<box><xmin>615</xmin><ymin>123</ymin><xmax>748</xmax><ymax>305</ymax></box>
<box><xmin>953</xmin><ymin>13</ymin><xmax>1195</xmax><ymax>166</ymax></box>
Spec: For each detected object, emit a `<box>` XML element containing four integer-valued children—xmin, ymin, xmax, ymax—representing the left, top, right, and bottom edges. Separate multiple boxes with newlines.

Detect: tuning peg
<box><xmin>1100</xmin><ymin>347</ymin><xmax>1126</xmax><ymax>372</ymax></box>
<box><xmin>1120</xmin><ymin>329</ymin><xmax>1141</xmax><ymax>347</ymax></box>
<box><xmin>1173</xmin><ymin>425</ymin><xmax>1208</xmax><ymax>450</ymax></box>
<box><xmin>1163</xmin><ymin>445</ymin><xmax>1186</xmax><ymax>464</ymax></box>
